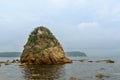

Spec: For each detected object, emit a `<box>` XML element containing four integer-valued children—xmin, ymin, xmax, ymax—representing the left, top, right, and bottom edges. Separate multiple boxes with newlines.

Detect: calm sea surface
<box><xmin>0</xmin><ymin>56</ymin><xmax>120</xmax><ymax>80</ymax></box>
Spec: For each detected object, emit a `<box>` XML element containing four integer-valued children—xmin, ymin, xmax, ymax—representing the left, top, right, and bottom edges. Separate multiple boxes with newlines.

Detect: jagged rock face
<box><xmin>20</xmin><ymin>26</ymin><xmax>72</xmax><ymax>64</ymax></box>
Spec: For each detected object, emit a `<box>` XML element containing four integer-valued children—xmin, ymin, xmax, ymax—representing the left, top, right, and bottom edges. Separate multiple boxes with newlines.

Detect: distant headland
<box><xmin>65</xmin><ymin>51</ymin><xmax>87</xmax><ymax>57</ymax></box>
<box><xmin>0</xmin><ymin>52</ymin><xmax>21</xmax><ymax>57</ymax></box>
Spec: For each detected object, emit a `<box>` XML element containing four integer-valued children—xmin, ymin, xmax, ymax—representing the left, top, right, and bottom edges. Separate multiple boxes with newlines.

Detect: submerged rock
<box><xmin>12</xmin><ymin>60</ymin><xmax>16</xmax><ymax>63</ymax></box>
<box><xmin>79</xmin><ymin>59</ymin><xmax>87</xmax><ymax>62</ymax></box>
<box><xmin>96</xmin><ymin>60</ymin><xmax>115</xmax><ymax>63</ymax></box>
<box><xmin>4</xmin><ymin>60</ymin><xmax>11</xmax><ymax>65</ymax></box>
<box><xmin>105</xmin><ymin>60</ymin><xmax>115</xmax><ymax>63</ymax></box>
<box><xmin>20</xmin><ymin>26</ymin><xmax>72</xmax><ymax>64</ymax></box>
<box><xmin>88</xmin><ymin>60</ymin><xmax>93</xmax><ymax>62</ymax></box>
<box><xmin>70</xmin><ymin>76</ymin><xmax>77</xmax><ymax>80</ymax></box>
<box><xmin>95</xmin><ymin>73</ymin><xmax>109</xmax><ymax>79</ymax></box>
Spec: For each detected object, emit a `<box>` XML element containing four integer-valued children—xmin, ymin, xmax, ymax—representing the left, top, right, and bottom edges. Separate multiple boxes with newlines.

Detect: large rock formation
<box><xmin>20</xmin><ymin>26</ymin><xmax>72</xmax><ymax>64</ymax></box>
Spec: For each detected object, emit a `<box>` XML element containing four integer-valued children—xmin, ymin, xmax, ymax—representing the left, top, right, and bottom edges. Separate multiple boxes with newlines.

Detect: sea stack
<box><xmin>20</xmin><ymin>26</ymin><xmax>72</xmax><ymax>64</ymax></box>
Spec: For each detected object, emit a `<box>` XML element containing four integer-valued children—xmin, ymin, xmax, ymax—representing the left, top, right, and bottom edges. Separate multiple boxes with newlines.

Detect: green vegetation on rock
<box><xmin>25</xmin><ymin>26</ymin><xmax>57</xmax><ymax>54</ymax></box>
<box><xmin>27</xmin><ymin>35</ymin><xmax>37</xmax><ymax>45</ymax></box>
<box><xmin>40</xmin><ymin>45</ymin><xmax>50</xmax><ymax>51</ymax></box>
<box><xmin>33</xmin><ymin>45</ymin><xmax>50</xmax><ymax>54</ymax></box>
<box><xmin>48</xmin><ymin>33</ymin><xmax>56</xmax><ymax>40</ymax></box>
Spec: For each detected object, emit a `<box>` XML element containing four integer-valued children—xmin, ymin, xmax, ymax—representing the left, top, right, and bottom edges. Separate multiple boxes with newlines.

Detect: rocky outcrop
<box><xmin>20</xmin><ymin>26</ymin><xmax>72</xmax><ymax>64</ymax></box>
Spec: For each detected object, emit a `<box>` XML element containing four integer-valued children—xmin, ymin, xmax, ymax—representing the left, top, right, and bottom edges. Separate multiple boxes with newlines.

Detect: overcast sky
<box><xmin>0</xmin><ymin>0</ymin><xmax>120</xmax><ymax>56</ymax></box>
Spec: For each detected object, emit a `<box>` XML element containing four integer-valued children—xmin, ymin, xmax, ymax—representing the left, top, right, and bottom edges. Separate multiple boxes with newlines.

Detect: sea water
<box><xmin>0</xmin><ymin>56</ymin><xmax>120</xmax><ymax>80</ymax></box>
<box><xmin>0</xmin><ymin>57</ymin><xmax>20</xmax><ymax>61</ymax></box>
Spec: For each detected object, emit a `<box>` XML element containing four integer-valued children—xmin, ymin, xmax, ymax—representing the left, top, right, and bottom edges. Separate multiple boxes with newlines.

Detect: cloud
<box><xmin>48</xmin><ymin>0</ymin><xmax>89</xmax><ymax>9</ymax></box>
<box><xmin>78</xmin><ymin>22</ymin><xmax>99</xmax><ymax>29</ymax></box>
<box><xmin>77</xmin><ymin>22</ymin><xmax>104</xmax><ymax>36</ymax></box>
<box><xmin>75</xmin><ymin>22</ymin><xmax>120</xmax><ymax>50</ymax></box>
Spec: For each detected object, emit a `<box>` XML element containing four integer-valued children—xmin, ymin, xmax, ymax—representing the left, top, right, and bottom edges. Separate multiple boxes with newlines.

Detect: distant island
<box><xmin>65</xmin><ymin>51</ymin><xmax>87</xmax><ymax>57</ymax></box>
<box><xmin>0</xmin><ymin>52</ymin><xmax>21</xmax><ymax>57</ymax></box>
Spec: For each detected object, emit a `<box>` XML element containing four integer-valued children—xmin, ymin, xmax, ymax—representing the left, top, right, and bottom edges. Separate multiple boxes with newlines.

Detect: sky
<box><xmin>0</xmin><ymin>0</ymin><xmax>120</xmax><ymax>57</ymax></box>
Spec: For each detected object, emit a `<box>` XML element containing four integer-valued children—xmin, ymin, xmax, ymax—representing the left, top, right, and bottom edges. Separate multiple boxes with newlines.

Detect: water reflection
<box><xmin>22</xmin><ymin>64</ymin><xmax>65</xmax><ymax>80</ymax></box>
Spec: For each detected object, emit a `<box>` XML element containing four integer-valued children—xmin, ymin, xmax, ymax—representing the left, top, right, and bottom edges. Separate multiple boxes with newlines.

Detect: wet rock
<box><xmin>0</xmin><ymin>61</ymin><xmax>6</xmax><ymax>64</ymax></box>
<box><xmin>70</xmin><ymin>76</ymin><xmax>77</xmax><ymax>80</ymax></box>
<box><xmin>19</xmin><ymin>63</ymin><xmax>27</xmax><ymax>67</ymax></box>
<box><xmin>4</xmin><ymin>60</ymin><xmax>11</xmax><ymax>65</ymax></box>
<box><xmin>96</xmin><ymin>60</ymin><xmax>101</xmax><ymax>63</ymax></box>
<box><xmin>95</xmin><ymin>73</ymin><xmax>109</xmax><ymax>79</ymax></box>
<box><xmin>79</xmin><ymin>59</ymin><xmax>87</xmax><ymax>62</ymax></box>
<box><xmin>96</xmin><ymin>60</ymin><xmax>115</xmax><ymax>63</ymax></box>
<box><xmin>20</xmin><ymin>26</ymin><xmax>72</xmax><ymax>64</ymax></box>
<box><xmin>88</xmin><ymin>61</ymin><xmax>93</xmax><ymax>62</ymax></box>
<box><xmin>105</xmin><ymin>60</ymin><xmax>115</xmax><ymax>63</ymax></box>
<box><xmin>12</xmin><ymin>60</ymin><xmax>16</xmax><ymax>63</ymax></box>
<box><xmin>16</xmin><ymin>59</ymin><xmax>20</xmax><ymax>62</ymax></box>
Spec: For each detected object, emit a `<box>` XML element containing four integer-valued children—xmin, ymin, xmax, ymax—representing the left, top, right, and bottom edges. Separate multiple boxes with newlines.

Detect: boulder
<box><xmin>20</xmin><ymin>26</ymin><xmax>72</xmax><ymax>64</ymax></box>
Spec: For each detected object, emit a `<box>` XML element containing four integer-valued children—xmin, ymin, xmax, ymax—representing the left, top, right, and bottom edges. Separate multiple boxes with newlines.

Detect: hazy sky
<box><xmin>0</xmin><ymin>0</ymin><xmax>120</xmax><ymax>56</ymax></box>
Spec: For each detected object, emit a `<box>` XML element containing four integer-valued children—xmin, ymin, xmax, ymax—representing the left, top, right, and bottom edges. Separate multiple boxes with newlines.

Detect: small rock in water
<box><xmin>16</xmin><ymin>59</ymin><xmax>20</xmax><ymax>63</ymax></box>
<box><xmin>88</xmin><ymin>61</ymin><xmax>93</xmax><ymax>62</ymax></box>
<box><xmin>105</xmin><ymin>60</ymin><xmax>115</xmax><ymax>63</ymax></box>
<box><xmin>95</xmin><ymin>73</ymin><xmax>109</xmax><ymax>79</ymax></box>
<box><xmin>96</xmin><ymin>59</ymin><xmax>115</xmax><ymax>63</ymax></box>
<box><xmin>0</xmin><ymin>61</ymin><xmax>5</xmax><ymax>64</ymax></box>
<box><xmin>70</xmin><ymin>76</ymin><xmax>77</xmax><ymax>80</ymax></box>
<box><xmin>12</xmin><ymin>60</ymin><xmax>16</xmax><ymax>63</ymax></box>
<box><xmin>19</xmin><ymin>63</ymin><xmax>27</xmax><ymax>67</ymax></box>
<box><xmin>4</xmin><ymin>60</ymin><xmax>11</xmax><ymax>65</ymax></box>
<box><xmin>96</xmin><ymin>60</ymin><xmax>101</xmax><ymax>63</ymax></box>
<box><xmin>4</xmin><ymin>62</ymin><xmax>11</xmax><ymax>65</ymax></box>
<box><xmin>79</xmin><ymin>59</ymin><xmax>87</xmax><ymax>62</ymax></box>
